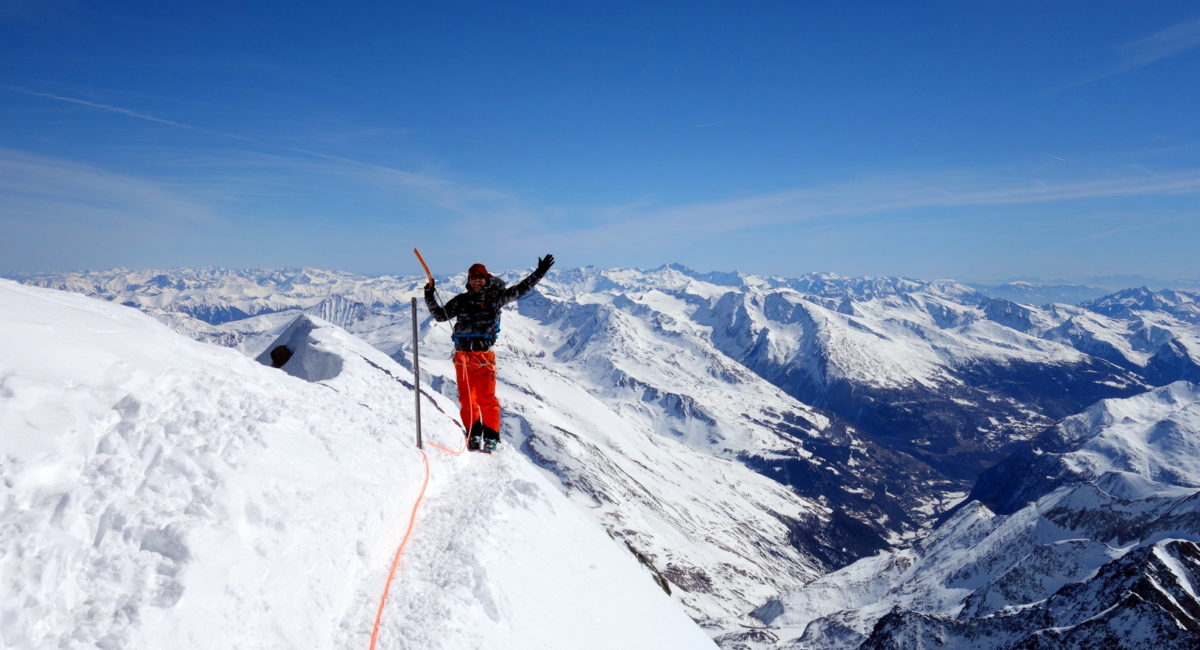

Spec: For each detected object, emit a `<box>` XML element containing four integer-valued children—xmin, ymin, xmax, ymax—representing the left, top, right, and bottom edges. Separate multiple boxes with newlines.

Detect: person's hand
<box><xmin>536</xmin><ymin>254</ymin><xmax>555</xmax><ymax>275</ymax></box>
<box><xmin>424</xmin><ymin>279</ymin><xmax>435</xmax><ymax>292</ymax></box>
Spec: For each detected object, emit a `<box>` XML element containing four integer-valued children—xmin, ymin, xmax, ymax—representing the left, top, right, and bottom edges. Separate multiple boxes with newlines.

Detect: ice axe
<box><xmin>414</xmin><ymin>247</ymin><xmax>445</xmax><ymax>312</ymax></box>
<box><xmin>413</xmin><ymin>248</ymin><xmax>434</xmax><ymax>285</ymax></box>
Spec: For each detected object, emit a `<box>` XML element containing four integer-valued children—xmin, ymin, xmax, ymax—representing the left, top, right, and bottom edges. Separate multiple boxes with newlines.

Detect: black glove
<box><xmin>424</xmin><ymin>280</ymin><xmax>435</xmax><ymax>295</ymax></box>
<box><xmin>535</xmin><ymin>254</ymin><xmax>555</xmax><ymax>276</ymax></box>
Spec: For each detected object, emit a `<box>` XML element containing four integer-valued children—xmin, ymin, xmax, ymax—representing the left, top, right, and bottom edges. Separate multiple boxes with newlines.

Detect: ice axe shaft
<box><xmin>413</xmin><ymin>248</ymin><xmax>434</xmax><ymax>285</ymax></box>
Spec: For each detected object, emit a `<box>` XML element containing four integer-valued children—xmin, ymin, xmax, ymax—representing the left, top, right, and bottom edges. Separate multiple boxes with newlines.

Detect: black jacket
<box><xmin>425</xmin><ymin>270</ymin><xmax>545</xmax><ymax>350</ymax></box>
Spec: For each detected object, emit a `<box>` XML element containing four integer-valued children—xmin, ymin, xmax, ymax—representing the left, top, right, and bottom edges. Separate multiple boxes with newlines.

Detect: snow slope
<box><xmin>14</xmin><ymin>269</ymin><xmax>857</xmax><ymax>634</ymax></box>
<box><xmin>0</xmin><ymin>280</ymin><xmax>714</xmax><ymax>649</ymax></box>
<box><xmin>414</xmin><ymin>280</ymin><xmax>836</xmax><ymax>630</ymax></box>
<box><xmin>751</xmin><ymin>382</ymin><xmax>1200</xmax><ymax>649</ymax></box>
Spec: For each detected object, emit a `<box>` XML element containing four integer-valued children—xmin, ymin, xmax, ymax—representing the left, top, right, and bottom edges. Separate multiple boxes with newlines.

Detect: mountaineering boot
<box><xmin>467</xmin><ymin>421</ymin><xmax>484</xmax><ymax>452</ymax></box>
<box><xmin>480</xmin><ymin>424</ymin><xmax>500</xmax><ymax>454</ymax></box>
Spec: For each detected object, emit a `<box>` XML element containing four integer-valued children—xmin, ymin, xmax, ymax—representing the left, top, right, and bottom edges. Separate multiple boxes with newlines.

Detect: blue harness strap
<box><xmin>452</xmin><ymin>320</ymin><xmax>501</xmax><ymax>351</ymax></box>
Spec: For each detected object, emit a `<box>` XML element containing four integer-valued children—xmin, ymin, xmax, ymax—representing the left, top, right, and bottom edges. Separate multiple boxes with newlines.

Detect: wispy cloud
<box><xmin>8</xmin><ymin>87</ymin><xmax>1198</xmax><ymax>273</ymax></box>
<box><xmin>1057</xmin><ymin>16</ymin><xmax>1200</xmax><ymax>90</ymax></box>
<box><xmin>0</xmin><ymin>147</ymin><xmax>223</xmax><ymax>272</ymax></box>
<box><xmin>1115</xmin><ymin>16</ymin><xmax>1200</xmax><ymax>72</ymax></box>
<box><xmin>0</xmin><ymin>146</ymin><xmax>211</xmax><ymax>215</ymax></box>
<box><xmin>1075</xmin><ymin>214</ymin><xmax>1193</xmax><ymax>242</ymax></box>
<box><xmin>546</xmin><ymin>169</ymin><xmax>1200</xmax><ymax>252</ymax></box>
<box><xmin>4</xmin><ymin>86</ymin><xmax>541</xmax><ymax>226</ymax></box>
<box><xmin>8</xmin><ymin>88</ymin><xmax>199</xmax><ymax>129</ymax></box>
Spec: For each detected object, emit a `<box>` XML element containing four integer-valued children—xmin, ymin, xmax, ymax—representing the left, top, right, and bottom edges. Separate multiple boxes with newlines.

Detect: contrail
<box><xmin>9</xmin><ymin>87</ymin><xmax>199</xmax><ymax>130</ymax></box>
<box><xmin>4</xmin><ymin>85</ymin><xmax>421</xmax><ymax>177</ymax></box>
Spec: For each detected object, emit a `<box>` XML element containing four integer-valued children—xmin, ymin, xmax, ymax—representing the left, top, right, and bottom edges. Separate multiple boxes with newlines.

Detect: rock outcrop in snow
<box><xmin>253</xmin><ymin>314</ymin><xmax>345</xmax><ymax>382</ymax></box>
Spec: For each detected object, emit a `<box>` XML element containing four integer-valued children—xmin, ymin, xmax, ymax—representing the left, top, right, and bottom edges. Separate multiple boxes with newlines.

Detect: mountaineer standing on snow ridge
<box><xmin>424</xmin><ymin>254</ymin><xmax>555</xmax><ymax>452</ymax></box>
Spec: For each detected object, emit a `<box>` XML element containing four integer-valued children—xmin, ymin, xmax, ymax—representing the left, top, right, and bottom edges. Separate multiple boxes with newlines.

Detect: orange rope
<box><xmin>426</xmin><ymin>432</ymin><xmax>467</xmax><ymax>456</ymax></box>
<box><xmin>367</xmin><ymin>248</ymin><xmax>474</xmax><ymax>644</ymax></box>
<box><xmin>368</xmin><ymin>418</ymin><xmax>469</xmax><ymax>648</ymax></box>
<box><xmin>368</xmin><ymin>448</ymin><xmax>430</xmax><ymax>650</ymax></box>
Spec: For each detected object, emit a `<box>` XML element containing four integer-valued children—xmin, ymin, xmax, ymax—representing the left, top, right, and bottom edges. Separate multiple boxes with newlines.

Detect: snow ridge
<box><xmin>0</xmin><ymin>280</ymin><xmax>714</xmax><ymax>649</ymax></box>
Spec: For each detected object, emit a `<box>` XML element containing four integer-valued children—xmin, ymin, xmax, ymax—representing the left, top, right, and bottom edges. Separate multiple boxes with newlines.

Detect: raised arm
<box><xmin>424</xmin><ymin>281</ymin><xmax>454</xmax><ymax>322</ymax></box>
<box><xmin>501</xmin><ymin>254</ymin><xmax>555</xmax><ymax>304</ymax></box>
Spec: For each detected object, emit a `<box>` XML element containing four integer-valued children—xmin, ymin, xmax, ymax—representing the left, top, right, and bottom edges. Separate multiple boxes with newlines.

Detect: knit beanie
<box><xmin>468</xmin><ymin>263</ymin><xmax>489</xmax><ymax>278</ymax></box>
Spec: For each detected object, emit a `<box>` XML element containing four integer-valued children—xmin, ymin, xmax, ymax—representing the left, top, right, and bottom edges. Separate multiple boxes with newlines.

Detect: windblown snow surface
<box><xmin>0</xmin><ymin>280</ymin><xmax>715</xmax><ymax>649</ymax></box>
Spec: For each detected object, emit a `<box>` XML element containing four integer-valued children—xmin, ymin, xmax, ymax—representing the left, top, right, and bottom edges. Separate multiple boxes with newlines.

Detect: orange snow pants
<box><xmin>453</xmin><ymin>350</ymin><xmax>501</xmax><ymax>433</ymax></box>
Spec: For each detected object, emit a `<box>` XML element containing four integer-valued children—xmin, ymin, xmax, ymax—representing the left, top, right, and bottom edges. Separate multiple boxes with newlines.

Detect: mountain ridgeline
<box><xmin>16</xmin><ymin>265</ymin><xmax>1200</xmax><ymax>647</ymax></box>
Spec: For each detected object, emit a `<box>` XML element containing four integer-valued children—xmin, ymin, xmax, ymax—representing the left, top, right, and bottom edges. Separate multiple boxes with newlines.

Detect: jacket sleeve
<box><xmin>425</xmin><ymin>285</ymin><xmax>455</xmax><ymax>322</ymax></box>
<box><xmin>499</xmin><ymin>269</ymin><xmax>546</xmax><ymax>306</ymax></box>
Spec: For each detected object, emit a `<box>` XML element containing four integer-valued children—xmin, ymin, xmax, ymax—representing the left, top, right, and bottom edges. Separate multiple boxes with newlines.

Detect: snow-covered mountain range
<box><xmin>9</xmin><ymin>265</ymin><xmax>1200</xmax><ymax>647</ymax></box>
<box><xmin>964</xmin><ymin>280</ymin><xmax>1113</xmax><ymax>306</ymax></box>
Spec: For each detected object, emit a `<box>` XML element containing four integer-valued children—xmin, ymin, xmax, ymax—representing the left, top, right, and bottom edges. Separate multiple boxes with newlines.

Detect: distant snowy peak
<box><xmin>304</xmin><ymin>294</ymin><xmax>369</xmax><ymax>327</ymax></box>
<box><xmin>540</xmin><ymin>267</ymin><xmax>986</xmax><ymax>303</ymax></box>
<box><xmin>542</xmin><ymin>265</ymin><xmax>742</xmax><ymax>298</ymax></box>
<box><xmin>659</xmin><ymin>263</ymin><xmax>747</xmax><ymax>288</ymax></box>
<box><xmin>976</xmin><ymin>289</ymin><xmax>1200</xmax><ymax>387</ymax></box>
<box><xmin>1051</xmin><ymin>380</ymin><xmax>1200</xmax><ymax>450</ymax></box>
<box><xmin>756</xmin><ymin>381</ymin><xmax>1200</xmax><ymax>650</ymax></box>
<box><xmin>775</xmin><ymin>274</ymin><xmax>984</xmax><ymax>303</ymax></box>
<box><xmin>17</xmin><ymin>267</ymin><xmax>424</xmax><ymax>324</ymax></box>
<box><xmin>1084</xmin><ymin>286</ymin><xmax>1200</xmax><ymax>324</ymax></box>
<box><xmin>969</xmin><ymin>381</ymin><xmax>1200</xmax><ymax>515</ymax></box>
<box><xmin>969</xmin><ymin>280</ymin><xmax>1112</xmax><ymax>306</ymax></box>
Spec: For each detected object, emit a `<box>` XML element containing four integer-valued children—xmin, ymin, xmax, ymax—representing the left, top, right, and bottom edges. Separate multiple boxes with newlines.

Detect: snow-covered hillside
<box><xmin>10</xmin><ymin>269</ymin><xmax>867</xmax><ymax>637</ymax></box>
<box><xmin>0</xmin><ymin>280</ymin><xmax>716</xmax><ymax>649</ymax></box>
<box><xmin>751</xmin><ymin>382</ymin><xmax>1200</xmax><ymax>649</ymax></box>
<box><xmin>989</xmin><ymin>294</ymin><xmax>1200</xmax><ymax>387</ymax></box>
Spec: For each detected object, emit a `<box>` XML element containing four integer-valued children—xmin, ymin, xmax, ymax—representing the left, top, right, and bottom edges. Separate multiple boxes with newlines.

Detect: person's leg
<box><xmin>467</xmin><ymin>351</ymin><xmax>501</xmax><ymax>441</ymax></box>
<box><xmin>453</xmin><ymin>351</ymin><xmax>480</xmax><ymax>433</ymax></box>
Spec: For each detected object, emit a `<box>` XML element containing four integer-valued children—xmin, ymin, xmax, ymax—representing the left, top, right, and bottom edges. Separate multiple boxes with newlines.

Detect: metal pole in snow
<box><xmin>412</xmin><ymin>297</ymin><xmax>423</xmax><ymax>450</ymax></box>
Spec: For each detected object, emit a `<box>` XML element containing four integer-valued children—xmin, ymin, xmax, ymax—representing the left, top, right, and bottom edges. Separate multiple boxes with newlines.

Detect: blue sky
<box><xmin>2</xmin><ymin>1</ymin><xmax>1198</xmax><ymax>283</ymax></box>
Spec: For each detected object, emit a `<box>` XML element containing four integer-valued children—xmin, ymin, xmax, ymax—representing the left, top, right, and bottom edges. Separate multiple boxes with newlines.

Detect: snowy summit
<box><xmin>0</xmin><ymin>279</ymin><xmax>714</xmax><ymax>649</ymax></box>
